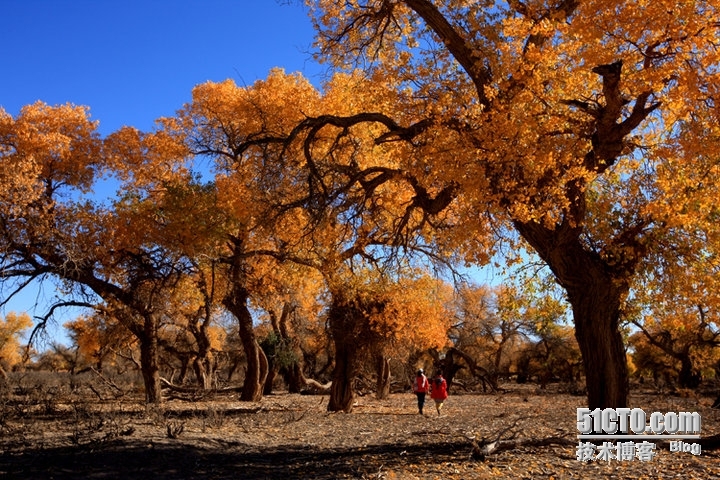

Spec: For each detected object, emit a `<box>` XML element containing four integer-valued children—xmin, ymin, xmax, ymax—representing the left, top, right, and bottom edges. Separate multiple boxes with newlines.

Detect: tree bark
<box><xmin>328</xmin><ymin>337</ymin><xmax>359</xmax><ymax>412</ymax></box>
<box><xmin>138</xmin><ymin>314</ymin><xmax>162</xmax><ymax>405</ymax></box>
<box><xmin>193</xmin><ymin>355</ymin><xmax>213</xmax><ymax>390</ymax></box>
<box><xmin>263</xmin><ymin>365</ymin><xmax>277</xmax><ymax>395</ymax></box>
<box><xmin>222</xmin><ymin>234</ymin><xmax>269</xmax><ymax>402</ymax></box>
<box><xmin>375</xmin><ymin>354</ymin><xmax>391</xmax><ymax>400</ymax></box>
<box><xmin>571</xmin><ymin>291</ymin><xmax>628</xmax><ymax>408</ymax></box>
<box><xmin>516</xmin><ymin>221</ymin><xmax>630</xmax><ymax>409</ymax></box>
<box><xmin>189</xmin><ymin>321</ymin><xmax>214</xmax><ymax>390</ymax></box>
<box><xmin>678</xmin><ymin>354</ymin><xmax>701</xmax><ymax>389</ymax></box>
<box><xmin>224</xmin><ymin>286</ymin><xmax>268</xmax><ymax>402</ymax></box>
<box><xmin>327</xmin><ymin>300</ymin><xmax>362</xmax><ymax>412</ymax></box>
<box><xmin>268</xmin><ymin>302</ymin><xmax>308</xmax><ymax>394</ymax></box>
<box><xmin>285</xmin><ymin>363</ymin><xmax>307</xmax><ymax>394</ymax></box>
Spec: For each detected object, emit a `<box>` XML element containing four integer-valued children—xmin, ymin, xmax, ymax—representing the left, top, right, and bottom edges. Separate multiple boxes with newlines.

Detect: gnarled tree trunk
<box><xmin>189</xmin><ymin>318</ymin><xmax>215</xmax><ymax>390</ymax></box>
<box><xmin>678</xmin><ymin>354</ymin><xmax>701</xmax><ymax>389</ymax></box>
<box><xmin>569</xmin><ymin>279</ymin><xmax>629</xmax><ymax>409</ymax></box>
<box><xmin>267</xmin><ymin>302</ymin><xmax>308</xmax><ymax>394</ymax></box>
<box><xmin>516</xmin><ymin>221</ymin><xmax>631</xmax><ymax>409</ymax></box>
<box><xmin>375</xmin><ymin>354</ymin><xmax>391</xmax><ymax>400</ymax></box>
<box><xmin>138</xmin><ymin>313</ymin><xmax>162</xmax><ymax>405</ymax></box>
<box><xmin>224</xmin><ymin>286</ymin><xmax>268</xmax><ymax>402</ymax></box>
<box><xmin>223</xmin><ymin>235</ymin><xmax>268</xmax><ymax>402</ymax></box>
<box><xmin>327</xmin><ymin>299</ymin><xmax>362</xmax><ymax>412</ymax></box>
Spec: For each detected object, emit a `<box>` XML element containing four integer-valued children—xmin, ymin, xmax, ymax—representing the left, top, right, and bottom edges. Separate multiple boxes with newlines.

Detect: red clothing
<box><xmin>413</xmin><ymin>374</ymin><xmax>429</xmax><ymax>393</ymax></box>
<box><xmin>430</xmin><ymin>376</ymin><xmax>448</xmax><ymax>400</ymax></box>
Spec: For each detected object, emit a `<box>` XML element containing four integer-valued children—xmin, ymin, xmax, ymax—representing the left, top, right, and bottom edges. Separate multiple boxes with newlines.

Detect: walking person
<box><xmin>430</xmin><ymin>370</ymin><xmax>448</xmax><ymax>416</ymax></box>
<box><xmin>413</xmin><ymin>368</ymin><xmax>429</xmax><ymax>414</ymax></box>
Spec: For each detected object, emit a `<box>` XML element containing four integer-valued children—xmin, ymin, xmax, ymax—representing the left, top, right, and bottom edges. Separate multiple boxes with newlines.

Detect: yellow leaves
<box><xmin>302</xmin><ymin>0</ymin><xmax>720</xmax><ymax>250</ymax></box>
<box><xmin>185</xmin><ymin>69</ymin><xmax>320</xmax><ymax>153</ymax></box>
<box><xmin>65</xmin><ymin>315</ymin><xmax>104</xmax><ymax>364</ymax></box>
<box><xmin>0</xmin><ymin>312</ymin><xmax>32</xmax><ymax>369</ymax></box>
<box><xmin>15</xmin><ymin>102</ymin><xmax>101</xmax><ymax>192</ymax></box>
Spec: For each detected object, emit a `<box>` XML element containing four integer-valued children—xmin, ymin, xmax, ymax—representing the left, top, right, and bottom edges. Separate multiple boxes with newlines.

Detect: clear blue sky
<box><xmin>1</xmin><ymin>0</ymin><xmax>323</xmax><ymax>135</ymax></box>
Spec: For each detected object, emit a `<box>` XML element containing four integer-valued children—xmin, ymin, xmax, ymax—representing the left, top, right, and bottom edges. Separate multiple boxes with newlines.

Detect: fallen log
<box><xmin>159</xmin><ymin>377</ymin><xmax>242</xmax><ymax>394</ymax></box>
<box><xmin>300</xmin><ymin>378</ymin><xmax>332</xmax><ymax>395</ymax></box>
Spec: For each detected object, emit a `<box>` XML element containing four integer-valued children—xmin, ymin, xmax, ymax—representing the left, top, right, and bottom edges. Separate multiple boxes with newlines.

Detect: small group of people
<box><xmin>412</xmin><ymin>368</ymin><xmax>447</xmax><ymax>415</ymax></box>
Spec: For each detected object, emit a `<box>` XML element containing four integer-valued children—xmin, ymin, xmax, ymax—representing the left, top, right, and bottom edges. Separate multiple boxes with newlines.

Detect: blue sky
<box><xmin>1</xmin><ymin>1</ymin><xmax>323</xmax><ymax>135</ymax></box>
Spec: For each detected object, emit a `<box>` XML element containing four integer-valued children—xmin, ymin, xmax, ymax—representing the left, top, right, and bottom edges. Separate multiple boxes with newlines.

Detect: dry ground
<box><xmin>2</xmin><ymin>381</ymin><xmax>720</xmax><ymax>479</ymax></box>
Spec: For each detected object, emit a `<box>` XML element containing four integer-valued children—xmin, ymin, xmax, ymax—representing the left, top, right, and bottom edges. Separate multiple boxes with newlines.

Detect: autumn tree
<box><xmin>65</xmin><ymin>312</ymin><xmax>134</xmax><ymax>373</ymax></box>
<box><xmin>485</xmin><ymin>285</ymin><xmax>531</xmax><ymax>384</ymax></box>
<box><xmin>0</xmin><ymin>102</ymin><xmax>105</xmax><ymax>374</ymax></box>
<box><xmin>254</xmin><ymin>262</ymin><xmax>327</xmax><ymax>394</ymax></box>
<box><xmin>629</xmin><ymin>306</ymin><xmax>720</xmax><ymax>389</ymax></box>
<box><xmin>516</xmin><ymin>318</ymin><xmax>582</xmax><ymax>387</ymax></box>
<box><xmin>0</xmin><ymin>102</ymin><xmax>206</xmax><ymax>404</ymax></box>
<box><xmin>447</xmin><ymin>284</ymin><xmax>520</xmax><ymax>389</ymax></box>
<box><xmin>502</xmin><ymin>272</ymin><xmax>580</xmax><ymax>387</ymax></box>
<box><xmin>173</xmin><ymin>72</ymin><xmax>328</xmax><ymax>401</ymax></box>
<box><xmin>361</xmin><ymin>271</ymin><xmax>453</xmax><ymax>399</ymax></box>
<box><xmin>180</xmin><ymin>69</ymin><xmax>464</xmax><ymax>409</ymax></box>
<box><xmin>445</xmin><ymin>275</ymin><xmax>575</xmax><ymax>389</ymax></box>
<box><xmin>0</xmin><ymin>312</ymin><xmax>32</xmax><ymax>379</ymax></box>
<box><xmin>282</xmin><ymin>0</ymin><xmax>720</xmax><ymax>409</ymax></box>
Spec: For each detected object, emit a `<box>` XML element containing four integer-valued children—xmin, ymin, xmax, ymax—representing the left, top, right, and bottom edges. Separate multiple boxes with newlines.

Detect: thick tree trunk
<box><xmin>492</xmin><ymin>340</ymin><xmax>506</xmax><ymax>387</ymax></box>
<box><xmin>285</xmin><ymin>363</ymin><xmax>306</xmax><ymax>394</ymax></box>
<box><xmin>375</xmin><ymin>354</ymin><xmax>391</xmax><ymax>400</ymax></box>
<box><xmin>328</xmin><ymin>337</ymin><xmax>358</xmax><ymax>412</ymax></box>
<box><xmin>224</xmin><ymin>287</ymin><xmax>268</xmax><ymax>402</ymax></box>
<box><xmin>516</xmin><ymin>220</ymin><xmax>631</xmax><ymax>409</ymax></box>
<box><xmin>327</xmin><ymin>300</ymin><xmax>362</xmax><ymax>412</ymax></box>
<box><xmin>263</xmin><ymin>366</ymin><xmax>277</xmax><ymax>395</ymax></box>
<box><xmin>268</xmin><ymin>302</ymin><xmax>308</xmax><ymax>394</ymax></box>
<box><xmin>678</xmin><ymin>354</ymin><xmax>701</xmax><ymax>389</ymax></box>
<box><xmin>193</xmin><ymin>355</ymin><xmax>213</xmax><ymax>390</ymax></box>
<box><xmin>223</xmin><ymin>235</ymin><xmax>268</xmax><ymax>401</ymax></box>
<box><xmin>570</xmin><ymin>290</ymin><xmax>629</xmax><ymax>409</ymax></box>
<box><xmin>238</xmin><ymin>309</ymin><xmax>268</xmax><ymax>402</ymax></box>
<box><xmin>139</xmin><ymin>315</ymin><xmax>162</xmax><ymax>405</ymax></box>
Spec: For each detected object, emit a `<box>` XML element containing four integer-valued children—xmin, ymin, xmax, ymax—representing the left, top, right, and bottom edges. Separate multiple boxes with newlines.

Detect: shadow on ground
<box><xmin>0</xmin><ymin>439</ymin><xmax>470</xmax><ymax>479</ymax></box>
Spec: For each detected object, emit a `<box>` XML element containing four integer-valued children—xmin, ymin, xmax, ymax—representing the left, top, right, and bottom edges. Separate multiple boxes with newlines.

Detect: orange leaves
<box><xmin>0</xmin><ymin>312</ymin><xmax>32</xmax><ymax>370</ymax></box>
<box><xmin>183</xmin><ymin>69</ymin><xmax>320</xmax><ymax>160</ymax></box>
<box><xmin>10</xmin><ymin>102</ymin><xmax>102</xmax><ymax>193</ymax></box>
<box><xmin>104</xmin><ymin>125</ymin><xmax>189</xmax><ymax>192</ymax></box>
<box><xmin>308</xmin><ymin>0</ymin><xmax>720</xmax><ymax>244</ymax></box>
<box><xmin>0</xmin><ymin>103</ymin><xmax>101</xmax><ymax>218</ymax></box>
<box><xmin>336</xmin><ymin>270</ymin><xmax>453</xmax><ymax>355</ymax></box>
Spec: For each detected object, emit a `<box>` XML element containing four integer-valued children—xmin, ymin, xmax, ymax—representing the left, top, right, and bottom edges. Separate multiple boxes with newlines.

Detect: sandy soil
<box><xmin>2</xmin><ymin>384</ymin><xmax>720</xmax><ymax>479</ymax></box>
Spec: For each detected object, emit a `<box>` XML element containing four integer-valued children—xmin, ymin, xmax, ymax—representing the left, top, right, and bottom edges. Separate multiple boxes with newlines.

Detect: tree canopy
<box><xmin>1</xmin><ymin>1</ymin><xmax>720</xmax><ymax>410</ymax></box>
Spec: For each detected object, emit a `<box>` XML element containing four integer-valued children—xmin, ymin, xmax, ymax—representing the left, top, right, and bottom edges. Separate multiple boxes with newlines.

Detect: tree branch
<box><xmin>404</xmin><ymin>0</ymin><xmax>491</xmax><ymax>107</ymax></box>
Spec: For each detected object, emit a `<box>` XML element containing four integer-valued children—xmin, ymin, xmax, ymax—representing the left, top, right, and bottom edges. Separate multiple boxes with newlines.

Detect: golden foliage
<box><xmin>0</xmin><ymin>312</ymin><xmax>32</xmax><ymax>370</ymax></box>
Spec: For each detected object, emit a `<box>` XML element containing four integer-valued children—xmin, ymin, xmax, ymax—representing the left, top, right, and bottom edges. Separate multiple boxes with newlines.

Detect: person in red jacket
<box><xmin>412</xmin><ymin>368</ymin><xmax>429</xmax><ymax>414</ymax></box>
<box><xmin>430</xmin><ymin>370</ymin><xmax>448</xmax><ymax>416</ymax></box>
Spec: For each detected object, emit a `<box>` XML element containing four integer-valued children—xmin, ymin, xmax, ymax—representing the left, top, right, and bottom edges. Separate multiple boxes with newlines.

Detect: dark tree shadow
<box><xmin>0</xmin><ymin>439</ymin><xmax>470</xmax><ymax>479</ymax></box>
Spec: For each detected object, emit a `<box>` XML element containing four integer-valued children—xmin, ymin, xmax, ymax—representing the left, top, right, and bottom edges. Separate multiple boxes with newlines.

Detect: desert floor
<box><xmin>2</xmin><ymin>381</ymin><xmax>720</xmax><ymax>479</ymax></box>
